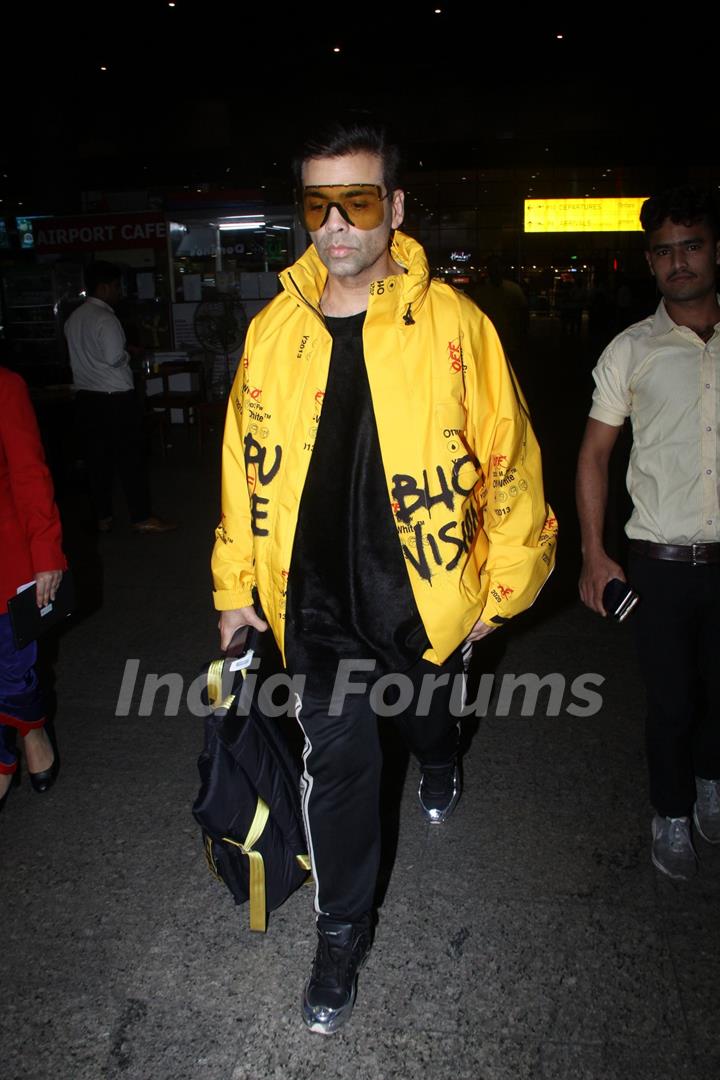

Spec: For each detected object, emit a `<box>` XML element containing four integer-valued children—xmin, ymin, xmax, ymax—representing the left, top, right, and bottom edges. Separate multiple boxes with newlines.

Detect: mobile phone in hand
<box><xmin>602</xmin><ymin>578</ymin><xmax>639</xmax><ymax>622</ymax></box>
<box><xmin>225</xmin><ymin>625</ymin><xmax>251</xmax><ymax>658</ymax></box>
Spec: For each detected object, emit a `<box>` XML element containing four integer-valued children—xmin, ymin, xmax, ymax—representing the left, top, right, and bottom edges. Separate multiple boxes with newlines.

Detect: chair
<box><xmin>134</xmin><ymin>372</ymin><xmax>167</xmax><ymax>458</ymax></box>
<box><xmin>146</xmin><ymin>360</ymin><xmax>207</xmax><ymax>452</ymax></box>
<box><xmin>193</xmin><ymin>349</ymin><xmax>232</xmax><ymax>455</ymax></box>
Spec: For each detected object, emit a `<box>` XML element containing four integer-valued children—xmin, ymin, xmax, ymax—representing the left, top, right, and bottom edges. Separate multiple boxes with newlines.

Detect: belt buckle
<box><xmin>691</xmin><ymin>543</ymin><xmax>700</xmax><ymax>566</ymax></box>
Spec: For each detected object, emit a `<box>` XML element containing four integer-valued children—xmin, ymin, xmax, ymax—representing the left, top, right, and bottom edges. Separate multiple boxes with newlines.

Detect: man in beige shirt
<box><xmin>577</xmin><ymin>187</ymin><xmax>720</xmax><ymax>880</ymax></box>
<box><xmin>64</xmin><ymin>261</ymin><xmax>175</xmax><ymax>534</ymax></box>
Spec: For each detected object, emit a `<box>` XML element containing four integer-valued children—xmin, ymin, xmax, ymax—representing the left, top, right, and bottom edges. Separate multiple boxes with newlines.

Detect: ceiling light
<box><xmin>218</xmin><ymin>222</ymin><xmax>263</xmax><ymax>231</ymax></box>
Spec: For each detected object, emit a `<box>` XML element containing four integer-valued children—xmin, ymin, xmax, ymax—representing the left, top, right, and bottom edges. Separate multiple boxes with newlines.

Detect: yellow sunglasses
<box><xmin>300</xmin><ymin>184</ymin><xmax>390</xmax><ymax>231</ymax></box>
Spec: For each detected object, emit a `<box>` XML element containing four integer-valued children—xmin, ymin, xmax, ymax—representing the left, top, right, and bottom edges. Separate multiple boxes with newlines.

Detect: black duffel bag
<box><xmin>193</xmin><ymin>627</ymin><xmax>310</xmax><ymax>931</ymax></box>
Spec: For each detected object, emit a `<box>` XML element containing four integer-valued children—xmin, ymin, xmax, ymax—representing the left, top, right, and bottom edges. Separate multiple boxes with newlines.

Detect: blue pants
<box><xmin>0</xmin><ymin>613</ymin><xmax>45</xmax><ymax>774</ymax></box>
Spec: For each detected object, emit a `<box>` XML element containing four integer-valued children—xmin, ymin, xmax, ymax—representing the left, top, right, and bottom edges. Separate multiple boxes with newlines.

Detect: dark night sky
<box><xmin>3</xmin><ymin>2</ymin><xmax>717</xmax><ymax>211</ymax></box>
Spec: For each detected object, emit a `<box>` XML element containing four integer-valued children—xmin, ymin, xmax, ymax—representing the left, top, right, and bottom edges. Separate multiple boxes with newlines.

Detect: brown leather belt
<box><xmin>630</xmin><ymin>540</ymin><xmax>720</xmax><ymax>565</ymax></box>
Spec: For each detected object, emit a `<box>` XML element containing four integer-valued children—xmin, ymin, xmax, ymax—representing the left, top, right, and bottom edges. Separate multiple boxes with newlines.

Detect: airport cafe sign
<box><xmin>33</xmin><ymin>213</ymin><xmax>167</xmax><ymax>254</ymax></box>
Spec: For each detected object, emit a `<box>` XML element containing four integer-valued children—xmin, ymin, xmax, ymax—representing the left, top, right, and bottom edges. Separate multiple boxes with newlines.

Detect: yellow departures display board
<box><xmin>524</xmin><ymin>198</ymin><xmax>647</xmax><ymax>233</ymax></box>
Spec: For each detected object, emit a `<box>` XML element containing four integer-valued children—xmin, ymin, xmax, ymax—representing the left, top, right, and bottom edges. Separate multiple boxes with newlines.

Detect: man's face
<box><xmin>302</xmin><ymin>151</ymin><xmax>404</xmax><ymax>281</ymax></box>
<box><xmin>645</xmin><ymin>218</ymin><xmax>720</xmax><ymax>304</ymax></box>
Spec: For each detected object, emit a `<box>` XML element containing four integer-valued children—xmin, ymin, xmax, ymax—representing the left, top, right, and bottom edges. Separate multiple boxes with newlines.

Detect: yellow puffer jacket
<box><xmin>212</xmin><ymin>231</ymin><xmax>557</xmax><ymax>666</ymax></box>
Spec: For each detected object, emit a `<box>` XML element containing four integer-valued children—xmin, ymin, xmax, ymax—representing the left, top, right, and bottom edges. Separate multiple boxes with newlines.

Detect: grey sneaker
<box><xmin>302</xmin><ymin>915</ymin><xmax>372</xmax><ymax>1035</ymax></box>
<box><xmin>693</xmin><ymin>777</ymin><xmax>720</xmax><ymax>844</ymax></box>
<box><xmin>418</xmin><ymin>762</ymin><xmax>461</xmax><ymax>824</ymax></box>
<box><xmin>651</xmin><ymin>815</ymin><xmax>698</xmax><ymax>880</ymax></box>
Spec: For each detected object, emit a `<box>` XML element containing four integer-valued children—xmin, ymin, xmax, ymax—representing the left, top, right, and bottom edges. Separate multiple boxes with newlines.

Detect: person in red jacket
<box><xmin>0</xmin><ymin>367</ymin><xmax>66</xmax><ymax>809</ymax></box>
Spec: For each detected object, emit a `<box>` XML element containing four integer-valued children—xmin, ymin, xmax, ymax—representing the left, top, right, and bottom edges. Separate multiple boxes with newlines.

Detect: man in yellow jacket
<box><xmin>212</xmin><ymin>117</ymin><xmax>556</xmax><ymax>1034</ymax></box>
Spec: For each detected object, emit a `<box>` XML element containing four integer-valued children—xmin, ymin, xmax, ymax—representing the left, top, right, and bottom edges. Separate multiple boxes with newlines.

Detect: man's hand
<box><xmin>578</xmin><ymin>551</ymin><xmax>625</xmax><ymax>616</ymax></box>
<box><xmin>35</xmin><ymin>570</ymin><xmax>63</xmax><ymax>608</ymax></box>
<box><xmin>465</xmin><ymin>618</ymin><xmax>498</xmax><ymax>644</ymax></box>
<box><xmin>576</xmin><ymin>418</ymin><xmax>624</xmax><ymax>617</ymax></box>
<box><xmin>218</xmin><ymin>606</ymin><xmax>268</xmax><ymax>651</ymax></box>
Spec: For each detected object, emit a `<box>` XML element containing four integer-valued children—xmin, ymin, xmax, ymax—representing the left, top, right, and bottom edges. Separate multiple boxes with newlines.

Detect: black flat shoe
<box><xmin>29</xmin><ymin>755</ymin><xmax>59</xmax><ymax>794</ymax></box>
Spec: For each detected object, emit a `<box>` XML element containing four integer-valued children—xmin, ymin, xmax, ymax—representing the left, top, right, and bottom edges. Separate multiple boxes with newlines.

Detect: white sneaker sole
<box><xmin>651</xmin><ymin>849</ymin><xmax>697</xmax><ymax>881</ymax></box>
<box><xmin>301</xmin><ymin>949</ymin><xmax>369</xmax><ymax>1035</ymax></box>
<box><xmin>650</xmin><ymin>818</ymin><xmax>698</xmax><ymax>880</ymax></box>
<box><xmin>302</xmin><ymin>981</ymin><xmax>357</xmax><ymax>1035</ymax></box>
<box><xmin>418</xmin><ymin>766</ymin><xmax>461</xmax><ymax>824</ymax></box>
<box><xmin>693</xmin><ymin>805</ymin><xmax>720</xmax><ymax>845</ymax></box>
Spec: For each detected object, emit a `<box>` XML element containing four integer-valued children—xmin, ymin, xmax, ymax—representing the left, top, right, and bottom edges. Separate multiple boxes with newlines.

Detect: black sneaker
<box><xmin>418</xmin><ymin>762</ymin><xmax>461</xmax><ymax>823</ymax></box>
<box><xmin>302</xmin><ymin>914</ymin><xmax>373</xmax><ymax>1035</ymax></box>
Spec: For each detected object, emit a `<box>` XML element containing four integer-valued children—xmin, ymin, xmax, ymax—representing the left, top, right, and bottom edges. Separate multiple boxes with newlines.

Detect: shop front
<box><xmin>1</xmin><ymin>202</ymin><xmax>306</xmax><ymax>395</ymax></box>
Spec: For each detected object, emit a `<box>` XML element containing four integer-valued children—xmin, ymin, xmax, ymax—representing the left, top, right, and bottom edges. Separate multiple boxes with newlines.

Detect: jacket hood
<box><xmin>279</xmin><ymin>230</ymin><xmax>431</xmax><ymax>320</ymax></box>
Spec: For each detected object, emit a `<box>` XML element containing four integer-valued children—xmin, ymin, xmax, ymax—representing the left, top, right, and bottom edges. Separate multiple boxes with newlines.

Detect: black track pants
<box><xmin>293</xmin><ymin>650</ymin><xmax>464</xmax><ymax>921</ymax></box>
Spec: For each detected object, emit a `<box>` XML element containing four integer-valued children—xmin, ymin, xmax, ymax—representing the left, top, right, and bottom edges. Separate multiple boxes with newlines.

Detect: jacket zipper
<box><xmin>288</xmin><ymin>271</ymin><xmax>416</xmax><ymax>331</ymax></box>
<box><xmin>287</xmin><ymin>272</ymin><xmax>327</xmax><ymax>329</ymax></box>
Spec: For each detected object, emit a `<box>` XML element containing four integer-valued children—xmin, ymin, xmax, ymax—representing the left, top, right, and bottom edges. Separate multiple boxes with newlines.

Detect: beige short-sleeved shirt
<box><xmin>589</xmin><ymin>298</ymin><xmax>720</xmax><ymax>545</ymax></box>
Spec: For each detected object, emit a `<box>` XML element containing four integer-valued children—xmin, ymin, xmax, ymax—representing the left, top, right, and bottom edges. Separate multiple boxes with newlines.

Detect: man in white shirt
<box><xmin>64</xmin><ymin>261</ymin><xmax>175</xmax><ymax>534</ymax></box>
<box><xmin>577</xmin><ymin>187</ymin><xmax>720</xmax><ymax>880</ymax></box>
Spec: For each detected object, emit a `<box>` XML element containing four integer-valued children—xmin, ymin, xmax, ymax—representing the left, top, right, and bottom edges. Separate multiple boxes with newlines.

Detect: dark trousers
<box><xmin>0</xmin><ymin>613</ymin><xmax>45</xmax><ymax>773</ymax></box>
<box><xmin>293</xmin><ymin>649</ymin><xmax>464</xmax><ymax>921</ymax></box>
<box><xmin>629</xmin><ymin>552</ymin><xmax>720</xmax><ymax>817</ymax></box>
<box><xmin>75</xmin><ymin>390</ymin><xmax>151</xmax><ymax>524</ymax></box>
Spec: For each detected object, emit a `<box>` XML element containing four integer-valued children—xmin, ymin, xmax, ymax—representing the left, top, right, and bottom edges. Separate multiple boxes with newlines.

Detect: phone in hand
<box><xmin>602</xmin><ymin>578</ymin><xmax>639</xmax><ymax>622</ymax></box>
<box><xmin>225</xmin><ymin>625</ymin><xmax>252</xmax><ymax>658</ymax></box>
<box><xmin>224</xmin><ymin>612</ymin><xmax>267</xmax><ymax>670</ymax></box>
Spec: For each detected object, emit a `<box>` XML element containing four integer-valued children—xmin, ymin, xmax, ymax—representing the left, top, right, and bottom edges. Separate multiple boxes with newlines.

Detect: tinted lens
<box><xmin>302</xmin><ymin>185</ymin><xmax>386</xmax><ymax>231</ymax></box>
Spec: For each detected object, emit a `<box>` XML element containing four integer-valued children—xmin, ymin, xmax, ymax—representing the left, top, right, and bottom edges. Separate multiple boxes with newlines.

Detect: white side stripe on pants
<box><xmin>294</xmin><ymin>691</ymin><xmax>325</xmax><ymax>916</ymax></box>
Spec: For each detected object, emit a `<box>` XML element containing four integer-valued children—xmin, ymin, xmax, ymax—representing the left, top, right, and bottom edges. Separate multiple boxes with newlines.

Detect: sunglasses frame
<box><xmin>299</xmin><ymin>183</ymin><xmax>391</xmax><ymax>232</ymax></box>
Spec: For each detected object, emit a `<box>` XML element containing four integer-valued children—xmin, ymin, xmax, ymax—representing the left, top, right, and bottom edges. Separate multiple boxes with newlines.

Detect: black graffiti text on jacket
<box><xmin>244</xmin><ymin>431</ymin><xmax>282</xmax><ymax>537</ymax></box>
<box><xmin>390</xmin><ymin>457</ymin><xmax>480</xmax><ymax>581</ymax></box>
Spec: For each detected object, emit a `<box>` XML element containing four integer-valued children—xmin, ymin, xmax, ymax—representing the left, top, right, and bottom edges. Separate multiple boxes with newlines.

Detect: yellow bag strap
<box><xmin>207</xmin><ymin>659</ymin><xmax>236</xmax><ymax>713</ymax></box>
<box><xmin>222</xmin><ymin>797</ymin><xmax>270</xmax><ymax>932</ymax></box>
<box><xmin>208</xmin><ymin>656</ymin><xmax>231</xmax><ymax>708</ymax></box>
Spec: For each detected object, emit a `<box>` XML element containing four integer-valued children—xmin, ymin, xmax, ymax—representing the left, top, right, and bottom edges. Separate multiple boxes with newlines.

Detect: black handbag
<box><xmin>193</xmin><ymin>628</ymin><xmax>310</xmax><ymax>931</ymax></box>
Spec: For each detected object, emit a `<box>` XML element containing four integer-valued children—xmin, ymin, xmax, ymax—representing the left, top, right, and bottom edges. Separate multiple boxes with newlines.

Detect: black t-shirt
<box><xmin>285</xmin><ymin>310</ymin><xmax>427</xmax><ymax>682</ymax></box>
